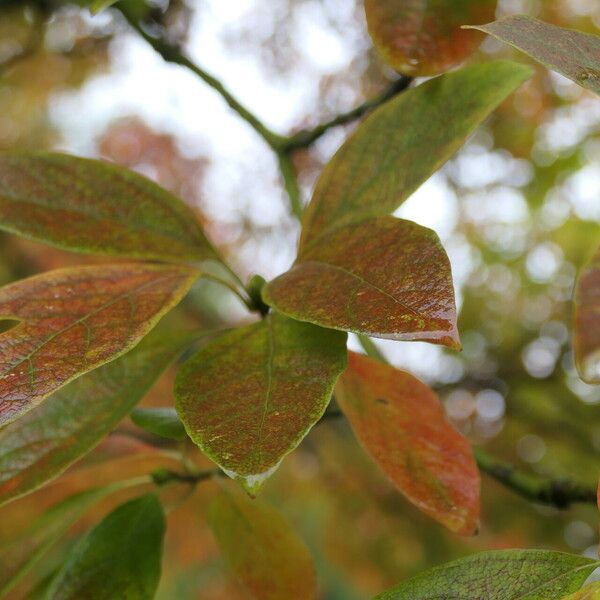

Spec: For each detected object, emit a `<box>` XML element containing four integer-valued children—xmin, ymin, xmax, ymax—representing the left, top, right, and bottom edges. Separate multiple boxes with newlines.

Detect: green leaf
<box><xmin>375</xmin><ymin>550</ymin><xmax>598</xmax><ymax>599</ymax></box>
<box><xmin>89</xmin><ymin>0</ymin><xmax>118</xmax><ymax>13</ymax></box>
<box><xmin>563</xmin><ymin>583</ymin><xmax>600</xmax><ymax>600</ymax></box>
<box><xmin>175</xmin><ymin>313</ymin><xmax>347</xmax><ymax>495</ymax></box>
<box><xmin>0</xmin><ymin>329</ymin><xmax>194</xmax><ymax>506</ymax></box>
<box><xmin>46</xmin><ymin>495</ymin><xmax>165</xmax><ymax>600</ymax></box>
<box><xmin>574</xmin><ymin>246</ymin><xmax>600</xmax><ymax>383</ymax></box>
<box><xmin>0</xmin><ymin>486</ymin><xmax>112</xmax><ymax>598</ymax></box>
<box><xmin>466</xmin><ymin>16</ymin><xmax>600</xmax><ymax>96</ymax></box>
<box><xmin>365</xmin><ymin>0</ymin><xmax>496</xmax><ymax>76</ymax></box>
<box><xmin>0</xmin><ymin>153</ymin><xmax>216</xmax><ymax>262</ymax></box>
<box><xmin>264</xmin><ymin>216</ymin><xmax>460</xmax><ymax>348</ymax></box>
<box><xmin>131</xmin><ymin>407</ymin><xmax>187</xmax><ymax>441</ymax></box>
<box><xmin>336</xmin><ymin>352</ymin><xmax>480</xmax><ymax>535</ymax></box>
<box><xmin>299</xmin><ymin>61</ymin><xmax>532</xmax><ymax>250</ymax></box>
<box><xmin>0</xmin><ymin>262</ymin><xmax>197</xmax><ymax>426</ymax></box>
<box><xmin>208</xmin><ymin>482</ymin><xmax>316</xmax><ymax>600</ymax></box>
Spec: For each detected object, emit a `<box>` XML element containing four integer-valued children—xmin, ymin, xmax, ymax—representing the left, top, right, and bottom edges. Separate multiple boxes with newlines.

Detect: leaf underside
<box><xmin>468</xmin><ymin>16</ymin><xmax>600</xmax><ymax>96</ymax></box>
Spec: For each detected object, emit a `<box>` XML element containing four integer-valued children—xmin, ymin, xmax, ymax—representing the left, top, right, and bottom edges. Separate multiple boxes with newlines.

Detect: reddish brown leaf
<box><xmin>365</xmin><ymin>0</ymin><xmax>497</xmax><ymax>76</ymax></box>
<box><xmin>264</xmin><ymin>216</ymin><xmax>460</xmax><ymax>348</ymax></box>
<box><xmin>0</xmin><ymin>263</ymin><xmax>197</xmax><ymax>426</ymax></box>
<box><xmin>574</xmin><ymin>248</ymin><xmax>600</xmax><ymax>383</ymax></box>
<box><xmin>336</xmin><ymin>352</ymin><xmax>480</xmax><ymax>535</ymax></box>
<box><xmin>208</xmin><ymin>482</ymin><xmax>317</xmax><ymax>600</ymax></box>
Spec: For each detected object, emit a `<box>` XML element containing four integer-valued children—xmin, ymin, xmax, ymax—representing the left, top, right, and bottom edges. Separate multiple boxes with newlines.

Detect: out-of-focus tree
<box><xmin>0</xmin><ymin>1</ymin><xmax>600</xmax><ymax>599</ymax></box>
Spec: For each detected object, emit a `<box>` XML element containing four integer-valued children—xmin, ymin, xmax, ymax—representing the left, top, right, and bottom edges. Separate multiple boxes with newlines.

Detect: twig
<box><xmin>118</xmin><ymin>9</ymin><xmax>284</xmax><ymax>151</ymax></box>
<box><xmin>282</xmin><ymin>76</ymin><xmax>413</xmax><ymax>151</ymax></box>
<box><xmin>473</xmin><ymin>447</ymin><xmax>597</xmax><ymax>509</ymax></box>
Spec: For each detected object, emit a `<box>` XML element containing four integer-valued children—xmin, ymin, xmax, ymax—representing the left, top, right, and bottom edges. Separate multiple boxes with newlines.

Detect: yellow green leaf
<box><xmin>175</xmin><ymin>313</ymin><xmax>347</xmax><ymax>495</ymax></box>
<box><xmin>375</xmin><ymin>550</ymin><xmax>599</xmax><ymax>599</ymax></box>
<box><xmin>562</xmin><ymin>582</ymin><xmax>600</xmax><ymax>599</ymax></box>
<box><xmin>0</xmin><ymin>153</ymin><xmax>216</xmax><ymax>262</ymax></box>
<box><xmin>299</xmin><ymin>61</ymin><xmax>532</xmax><ymax>250</ymax></box>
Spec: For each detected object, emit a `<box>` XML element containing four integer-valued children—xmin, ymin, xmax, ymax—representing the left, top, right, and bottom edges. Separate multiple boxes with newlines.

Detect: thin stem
<box><xmin>119</xmin><ymin>9</ymin><xmax>284</xmax><ymax>151</ymax></box>
<box><xmin>200</xmin><ymin>272</ymin><xmax>254</xmax><ymax>312</ymax></box>
<box><xmin>357</xmin><ymin>335</ymin><xmax>386</xmax><ymax>363</ymax></box>
<box><xmin>473</xmin><ymin>447</ymin><xmax>597</xmax><ymax>509</ymax></box>
<box><xmin>277</xmin><ymin>152</ymin><xmax>303</xmax><ymax>220</ymax></box>
<box><xmin>283</xmin><ymin>76</ymin><xmax>413</xmax><ymax>151</ymax></box>
<box><xmin>152</xmin><ymin>467</ymin><xmax>223</xmax><ymax>487</ymax></box>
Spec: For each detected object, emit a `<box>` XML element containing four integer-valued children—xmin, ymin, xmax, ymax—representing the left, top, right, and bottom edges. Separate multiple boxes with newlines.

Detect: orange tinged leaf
<box><xmin>208</xmin><ymin>482</ymin><xmax>317</xmax><ymax>600</ymax></box>
<box><xmin>0</xmin><ymin>263</ymin><xmax>198</xmax><ymax>426</ymax></box>
<box><xmin>365</xmin><ymin>0</ymin><xmax>496</xmax><ymax>76</ymax></box>
<box><xmin>264</xmin><ymin>216</ymin><xmax>460</xmax><ymax>348</ymax></box>
<box><xmin>0</xmin><ymin>153</ymin><xmax>216</xmax><ymax>262</ymax></box>
<box><xmin>336</xmin><ymin>352</ymin><xmax>480</xmax><ymax>535</ymax></box>
<box><xmin>574</xmin><ymin>248</ymin><xmax>600</xmax><ymax>383</ymax></box>
<box><xmin>175</xmin><ymin>313</ymin><xmax>347</xmax><ymax>495</ymax></box>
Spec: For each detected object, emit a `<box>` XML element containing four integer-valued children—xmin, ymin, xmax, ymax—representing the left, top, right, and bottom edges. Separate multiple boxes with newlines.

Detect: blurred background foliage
<box><xmin>0</xmin><ymin>0</ymin><xmax>600</xmax><ymax>598</ymax></box>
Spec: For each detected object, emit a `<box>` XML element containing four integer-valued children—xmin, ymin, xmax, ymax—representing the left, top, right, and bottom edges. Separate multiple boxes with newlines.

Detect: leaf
<box><xmin>574</xmin><ymin>248</ymin><xmax>600</xmax><ymax>383</ymax></box>
<box><xmin>264</xmin><ymin>216</ymin><xmax>459</xmax><ymax>348</ymax></box>
<box><xmin>175</xmin><ymin>313</ymin><xmax>347</xmax><ymax>495</ymax></box>
<box><xmin>365</xmin><ymin>0</ymin><xmax>496</xmax><ymax>76</ymax></box>
<box><xmin>299</xmin><ymin>61</ymin><xmax>532</xmax><ymax>250</ymax></box>
<box><xmin>0</xmin><ymin>486</ymin><xmax>112</xmax><ymax>598</ymax></box>
<box><xmin>0</xmin><ymin>153</ymin><xmax>216</xmax><ymax>262</ymax></box>
<box><xmin>374</xmin><ymin>549</ymin><xmax>599</xmax><ymax>599</ymax></box>
<box><xmin>131</xmin><ymin>407</ymin><xmax>187</xmax><ymax>441</ymax></box>
<box><xmin>466</xmin><ymin>16</ymin><xmax>600</xmax><ymax>96</ymax></box>
<box><xmin>208</xmin><ymin>482</ymin><xmax>316</xmax><ymax>600</ymax></box>
<box><xmin>46</xmin><ymin>495</ymin><xmax>165</xmax><ymax>600</ymax></box>
<box><xmin>0</xmin><ymin>329</ymin><xmax>194</xmax><ymax>506</ymax></box>
<box><xmin>0</xmin><ymin>262</ymin><xmax>197</xmax><ymax>426</ymax></box>
<box><xmin>89</xmin><ymin>0</ymin><xmax>118</xmax><ymax>13</ymax></box>
<box><xmin>563</xmin><ymin>583</ymin><xmax>600</xmax><ymax>600</ymax></box>
<box><xmin>336</xmin><ymin>352</ymin><xmax>479</xmax><ymax>534</ymax></box>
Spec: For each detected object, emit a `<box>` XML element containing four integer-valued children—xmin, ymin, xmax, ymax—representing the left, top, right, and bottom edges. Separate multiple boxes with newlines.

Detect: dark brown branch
<box><xmin>282</xmin><ymin>76</ymin><xmax>413</xmax><ymax>151</ymax></box>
